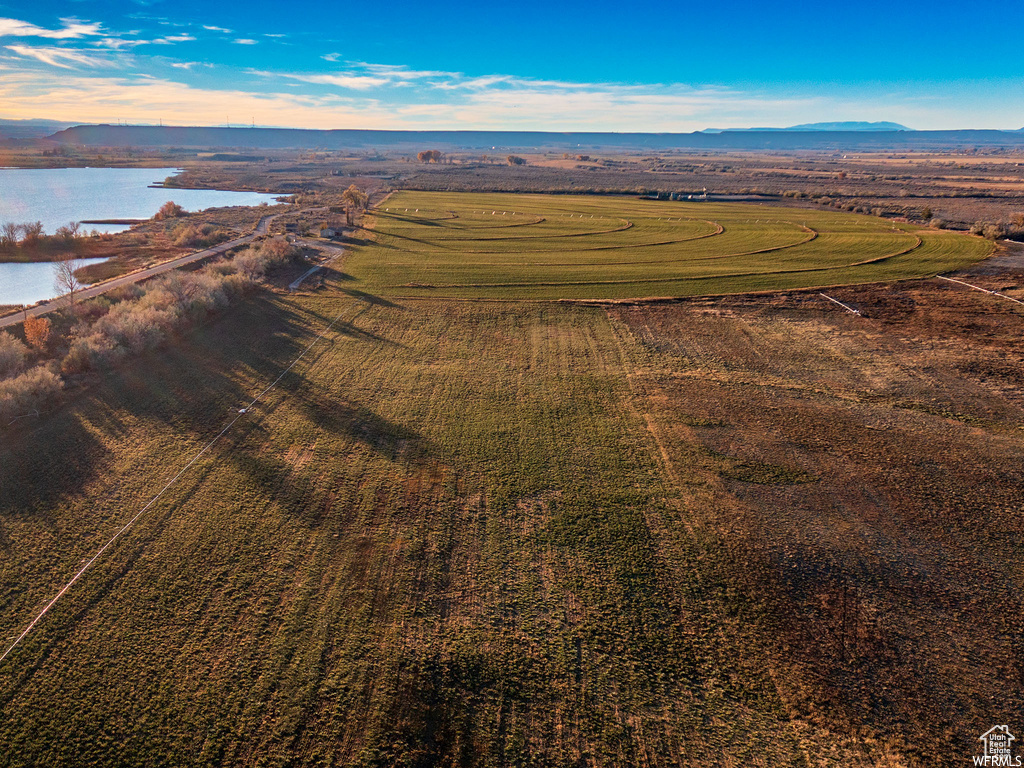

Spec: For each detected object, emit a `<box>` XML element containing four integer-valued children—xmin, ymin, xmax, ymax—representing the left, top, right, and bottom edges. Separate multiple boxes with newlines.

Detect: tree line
<box><xmin>0</xmin><ymin>221</ymin><xmax>88</xmax><ymax>253</ymax></box>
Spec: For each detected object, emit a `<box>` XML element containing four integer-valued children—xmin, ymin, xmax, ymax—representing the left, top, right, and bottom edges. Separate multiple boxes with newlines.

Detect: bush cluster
<box><xmin>0</xmin><ymin>331</ymin><xmax>60</xmax><ymax>424</ymax></box>
<box><xmin>1</xmin><ymin>240</ymin><xmax>299</xmax><ymax>423</ymax></box>
<box><xmin>0</xmin><ymin>366</ymin><xmax>63</xmax><ymax>423</ymax></box>
<box><xmin>61</xmin><ymin>241</ymin><xmax>297</xmax><ymax>375</ymax></box>
<box><xmin>172</xmin><ymin>222</ymin><xmax>232</xmax><ymax>248</ymax></box>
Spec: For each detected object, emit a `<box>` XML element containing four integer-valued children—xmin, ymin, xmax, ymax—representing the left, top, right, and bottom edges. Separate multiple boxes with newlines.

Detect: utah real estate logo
<box><xmin>976</xmin><ymin>726</ymin><xmax>1020</xmax><ymax>766</ymax></box>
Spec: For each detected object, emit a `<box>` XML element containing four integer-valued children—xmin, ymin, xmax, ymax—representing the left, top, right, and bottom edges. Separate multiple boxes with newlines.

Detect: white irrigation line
<box><xmin>818</xmin><ymin>293</ymin><xmax>862</xmax><ymax>315</ymax></box>
<box><xmin>938</xmin><ymin>275</ymin><xmax>1024</xmax><ymax>307</ymax></box>
<box><xmin>0</xmin><ymin>308</ymin><xmax>348</xmax><ymax>666</ymax></box>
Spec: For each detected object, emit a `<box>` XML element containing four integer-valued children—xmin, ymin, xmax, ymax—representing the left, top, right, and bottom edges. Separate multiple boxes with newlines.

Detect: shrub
<box><xmin>24</xmin><ymin>315</ymin><xmax>51</xmax><ymax>352</ymax></box>
<box><xmin>172</xmin><ymin>222</ymin><xmax>230</xmax><ymax>248</ymax></box>
<box><xmin>983</xmin><ymin>223</ymin><xmax>1006</xmax><ymax>240</ymax></box>
<box><xmin>0</xmin><ymin>366</ymin><xmax>62</xmax><ymax>423</ymax></box>
<box><xmin>153</xmin><ymin>201</ymin><xmax>185</xmax><ymax>221</ymax></box>
<box><xmin>0</xmin><ymin>331</ymin><xmax>28</xmax><ymax>380</ymax></box>
<box><xmin>930</xmin><ymin>218</ymin><xmax>947</xmax><ymax>229</ymax></box>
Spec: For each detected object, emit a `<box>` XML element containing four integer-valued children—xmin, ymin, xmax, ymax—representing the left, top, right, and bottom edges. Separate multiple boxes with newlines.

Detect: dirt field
<box><xmin>607</xmin><ymin>266</ymin><xmax>1024</xmax><ymax>765</ymax></box>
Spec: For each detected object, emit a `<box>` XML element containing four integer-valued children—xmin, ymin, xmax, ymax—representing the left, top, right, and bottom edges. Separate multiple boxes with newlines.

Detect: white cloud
<box><xmin>155</xmin><ymin>34</ymin><xmax>196</xmax><ymax>44</ymax></box>
<box><xmin>322</xmin><ymin>52</ymin><xmax>341</xmax><ymax>62</ymax></box>
<box><xmin>202</xmin><ymin>25</ymin><xmax>232</xmax><ymax>33</ymax></box>
<box><xmin>280</xmin><ymin>72</ymin><xmax>390</xmax><ymax>90</ymax></box>
<box><xmin>233</xmin><ymin>38</ymin><xmax>258</xmax><ymax>45</ymax></box>
<box><xmin>5</xmin><ymin>44</ymin><xmax>109</xmax><ymax>69</ymax></box>
<box><xmin>0</xmin><ymin>17</ymin><xmax>102</xmax><ymax>39</ymax></box>
<box><xmin>170</xmin><ymin>61</ymin><xmax>212</xmax><ymax>70</ymax></box>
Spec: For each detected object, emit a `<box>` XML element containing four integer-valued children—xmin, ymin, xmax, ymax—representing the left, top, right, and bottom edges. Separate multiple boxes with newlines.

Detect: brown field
<box><xmin>606</xmin><ymin>266</ymin><xmax>1024</xmax><ymax>765</ymax></box>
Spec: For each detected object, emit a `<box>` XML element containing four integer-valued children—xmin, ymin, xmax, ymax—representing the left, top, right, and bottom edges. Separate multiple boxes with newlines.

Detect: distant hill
<box><xmin>47</xmin><ymin>124</ymin><xmax>1024</xmax><ymax>151</ymax></box>
<box><xmin>0</xmin><ymin>118</ymin><xmax>75</xmax><ymax>140</ymax></box>
<box><xmin>704</xmin><ymin>121</ymin><xmax>911</xmax><ymax>133</ymax></box>
<box><xmin>787</xmin><ymin>121</ymin><xmax>910</xmax><ymax>131</ymax></box>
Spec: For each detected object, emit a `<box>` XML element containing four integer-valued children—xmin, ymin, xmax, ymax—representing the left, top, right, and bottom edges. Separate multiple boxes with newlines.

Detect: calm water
<box><xmin>0</xmin><ymin>167</ymin><xmax>281</xmax><ymax>305</ymax></box>
<box><xmin>0</xmin><ymin>258</ymin><xmax>111</xmax><ymax>307</ymax></box>
<box><xmin>0</xmin><ymin>167</ymin><xmax>280</xmax><ymax>234</ymax></box>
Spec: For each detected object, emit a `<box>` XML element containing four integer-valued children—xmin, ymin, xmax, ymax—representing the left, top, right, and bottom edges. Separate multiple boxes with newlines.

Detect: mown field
<box><xmin>345</xmin><ymin>191</ymin><xmax>992</xmax><ymax>300</ymax></box>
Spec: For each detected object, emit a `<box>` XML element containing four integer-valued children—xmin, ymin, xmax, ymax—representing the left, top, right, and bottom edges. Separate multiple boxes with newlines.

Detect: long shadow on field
<box><xmin>337</xmin><ymin>288</ymin><xmax>404</xmax><ymax>309</ymax></box>
<box><xmin>0</xmin><ymin>294</ymin><xmax>317</xmax><ymax>517</ymax></box>
<box><xmin>217</xmin><ymin>393</ymin><xmax>429</xmax><ymax>527</ymax></box>
<box><xmin>0</xmin><ymin>455</ymin><xmax>229</xmax><ymax>704</ymax></box>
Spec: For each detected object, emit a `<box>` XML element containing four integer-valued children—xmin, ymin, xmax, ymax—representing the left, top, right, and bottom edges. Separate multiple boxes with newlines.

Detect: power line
<box><xmin>0</xmin><ymin>307</ymin><xmax>349</xmax><ymax>666</ymax></box>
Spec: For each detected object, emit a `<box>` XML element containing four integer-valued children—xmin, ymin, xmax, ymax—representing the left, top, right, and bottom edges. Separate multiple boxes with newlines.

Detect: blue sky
<box><xmin>1</xmin><ymin>1</ymin><xmax>1022</xmax><ymax>131</ymax></box>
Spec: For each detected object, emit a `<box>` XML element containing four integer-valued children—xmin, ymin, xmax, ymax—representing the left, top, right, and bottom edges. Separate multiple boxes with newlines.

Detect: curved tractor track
<box><xmin>352</xmin><ymin>192</ymin><xmax>992</xmax><ymax>300</ymax></box>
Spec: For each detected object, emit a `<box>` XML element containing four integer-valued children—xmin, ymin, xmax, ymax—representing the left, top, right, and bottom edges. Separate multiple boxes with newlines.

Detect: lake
<box><xmin>0</xmin><ymin>257</ymin><xmax>112</xmax><ymax>307</ymax></box>
<box><xmin>0</xmin><ymin>167</ymin><xmax>281</xmax><ymax>306</ymax></box>
<box><xmin>0</xmin><ymin>167</ymin><xmax>280</xmax><ymax>235</ymax></box>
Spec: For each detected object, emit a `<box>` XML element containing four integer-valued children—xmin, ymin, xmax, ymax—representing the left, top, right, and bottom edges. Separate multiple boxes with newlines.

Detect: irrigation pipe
<box><xmin>937</xmin><ymin>275</ymin><xmax>1024</xmax><ymax>307</ymax></box>
<box><xmin>818</xmin><ymin>293</ymin><xmax>862</xmax><ymax>315</ymax></box>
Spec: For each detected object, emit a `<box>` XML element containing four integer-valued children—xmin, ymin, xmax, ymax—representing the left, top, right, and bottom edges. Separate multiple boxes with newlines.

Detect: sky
<box><xmin>1</xmin><ymin>0</ymin><xmax>1023</xmax><ymax>132</ymax></box>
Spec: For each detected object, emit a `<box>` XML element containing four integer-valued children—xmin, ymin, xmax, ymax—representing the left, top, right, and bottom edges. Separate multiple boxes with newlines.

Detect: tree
<box><xmin>53</xmin><ymin>255</ymin><xmax>83</xmax><ymax>305</ymax></box>
<box><xmin>341</xmin><ymin>184</ymin><xmax>368</xmax><ymax>226</ymax></box>
<box><xmin>23</xmin><ymin>315</ymin><xmax>51</xmax><ymax>352</ymax></box>
<box><xmin>507</xmin><ymin>155</ymin><xmax>526</xmax><ymax>166</ymax></box>
<box><xmin>0</xmin><ymin>222</ymin><xmax>21</xmax><ymax>248</ymax></box>
<box><xmin>55</xmin><ymin>221</ymin><xmax>81</xmax><ymax>241</ymax></box>
<box><xmin>416</xmin><ymin>149</ymin><xmax>443</xmax><ymax>163</ymax></box>
<box><xmin>153</xmin><ymin>201</ymin><xmax>185</xmax><ymax>220</ymax></box>
<box><xmin>20</xmin><ymin>221</ymin><xmax>43</xmax><ymax>249</ymax></box>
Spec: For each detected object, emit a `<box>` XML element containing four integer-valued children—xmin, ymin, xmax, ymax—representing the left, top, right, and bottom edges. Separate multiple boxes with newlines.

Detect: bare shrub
<box><xmin>172</xmin><ymin>222</ymin><xmax>229</xmax><ymax>248</ymax></box>
<box><xmin>0</xmin><ymin>366</ymin><xmax>62</xmax><ymax>423</ymax></box>
<box><xmin>0</xmin><ymin>331</ymin><xmax>28</xmax><ymax>380</ymax></box>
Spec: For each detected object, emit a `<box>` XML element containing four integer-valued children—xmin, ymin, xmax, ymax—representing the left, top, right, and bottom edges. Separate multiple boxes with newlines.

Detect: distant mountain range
<box><xmin>0</xmin><ymin>118</ymin><xmax>75</xmax><ymax>140</ymax></box>
<box><xmin>42</xmin><ymin>124</ymin><xmax>1024</xmax><ymax>152</ymax></box>
<box><xmin>703</xmin><ymin>121</ymin><xmax>911</xmax><ymax>133</ymax></box>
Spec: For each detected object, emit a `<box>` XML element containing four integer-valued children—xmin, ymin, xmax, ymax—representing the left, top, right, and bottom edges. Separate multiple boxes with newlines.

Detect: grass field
<box><xmin>345</xmin><ymin>192</ymin><xmax>993</xmax><ymax>300</ymax></box>
<box><xmin>0</xmin><ymin>193</ymin><xmax>1017</xmax><ymax>767</ymax></box>
<box><xmin>0</xmin><ymin>287</ymin><xmax>871</xmax><ymax>766</ymax></box>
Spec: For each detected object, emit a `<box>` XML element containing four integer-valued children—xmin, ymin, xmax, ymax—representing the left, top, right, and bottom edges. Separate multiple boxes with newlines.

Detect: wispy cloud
<box><xmin>0</xmin><ymin>17</ymin><xmax>102</xmax><ymax>39</ymax></box>
<box><xmin>155</xmin><ymin>34</ymin><xmax>196</xmax><ymax>44</ymax></box>
<box><xmin>202</xmin><ymin>25</ymin><xmax>232</xmax><ymax>33</ymax></box>
<box><xmin>322</xmin><ymin>52</ymin><xmax>341</xmax><ymax>62</ymax></box>
<box><xmin>5</xmin><ymin>44</ymin><xmax>109</xmax><ymax>69</ymax></box>
<box><xmin>279</xmin><ymin>72</ymin><xmax>390</xmax><ymax>90</ymax></box>
<box><xmin>233</xmin><ymin>38</ymin><xmax>257</xmax><ymax>45</ymax></box>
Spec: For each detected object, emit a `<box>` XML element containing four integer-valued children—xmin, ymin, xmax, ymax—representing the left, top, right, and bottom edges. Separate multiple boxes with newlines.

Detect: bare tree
<box><xmin>53</xmin><ymin>255</ymin><xmax>83</xmax><ymax>306</ymax></box>
<box><xmin>21</xmin><ymin>221</ymin><xmax>43</xmax><ymax>249</ymax></box>
<box><xmin>55</xmin><ymin>221</ymin><xmax>81</xmax><ymax>241</ymax></box>
<box><xmin>0</xmin><ymin>222</ymin><xmax>21</xmax><ymax>248</ymax></box>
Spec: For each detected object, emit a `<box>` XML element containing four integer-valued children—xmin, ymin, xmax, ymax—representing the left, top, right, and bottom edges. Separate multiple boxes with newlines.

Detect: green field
<box><xmin>345</xmin><ymin>191</ymin><xmax>993</xmax><ymax>300</ymax></box>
